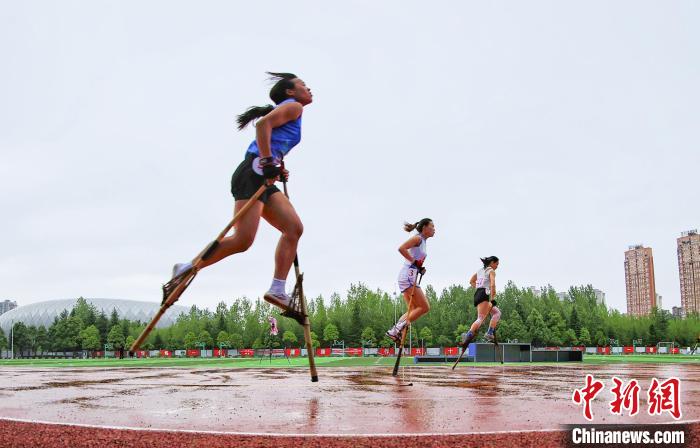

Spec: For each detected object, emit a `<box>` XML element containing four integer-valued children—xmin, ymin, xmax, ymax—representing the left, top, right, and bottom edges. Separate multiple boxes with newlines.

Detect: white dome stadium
<box><xmin>0</xmin><ymin>298</ymin><xmax>188</xmax><ymax>335</ymax></box>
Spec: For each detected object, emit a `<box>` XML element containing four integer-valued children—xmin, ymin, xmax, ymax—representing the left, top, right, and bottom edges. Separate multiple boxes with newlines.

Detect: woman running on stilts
<box><xmin>169</xmin><ymin>72</ymin><xmax>313</xmax><ymax>318</ymax></box>
<box><xmin>459</xmin><ymin>256</ymin><xmax>501</xmax><ymax>347</ymax></box>
<box><xmin>386</xmin><ymin>218</ymin><xmax>435</xmax><ymax>343</ymax></box>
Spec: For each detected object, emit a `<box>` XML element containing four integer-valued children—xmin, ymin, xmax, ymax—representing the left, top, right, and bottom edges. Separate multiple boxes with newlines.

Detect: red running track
<box><xmin>0</xmin><ymin>363</ymin><xmax>698</xmax><ymax>447</ymax></box>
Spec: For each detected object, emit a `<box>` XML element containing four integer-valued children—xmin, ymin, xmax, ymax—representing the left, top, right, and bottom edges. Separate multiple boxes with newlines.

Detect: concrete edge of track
<box><xmin>1</xmin><ymin>416</ymin><xmax>698</xmax><ymax>438</ymax></box>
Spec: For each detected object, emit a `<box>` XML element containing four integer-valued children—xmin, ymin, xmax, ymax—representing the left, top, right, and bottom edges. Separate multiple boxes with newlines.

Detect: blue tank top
<box><xmin>246</xmin><ymin>98</ymin><xmax>302</xmax><ymax>160</ymax></box>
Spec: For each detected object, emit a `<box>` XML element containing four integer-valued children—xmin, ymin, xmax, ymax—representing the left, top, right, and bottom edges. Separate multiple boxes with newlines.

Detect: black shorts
<box><xmin>230</xmin><ymin>153</ymin><xmax>281</xmax><ymax>204</ymax></box>
<box><xmin>474</xmin><ymin>288</ymin><xmax>497</xmax><ymax>307</ymax></box>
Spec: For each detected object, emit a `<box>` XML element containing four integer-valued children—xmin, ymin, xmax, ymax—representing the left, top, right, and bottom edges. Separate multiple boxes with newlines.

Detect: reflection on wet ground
<box><xmin>0</xmin><ymin>364</ymin><xmax>698</xmax><ymax>434</ymax></box>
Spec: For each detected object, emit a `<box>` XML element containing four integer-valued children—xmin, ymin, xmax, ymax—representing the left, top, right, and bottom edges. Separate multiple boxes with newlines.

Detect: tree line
<box><xmin>1</xmin><ymin>282</ymin><xmax>698</xmax><ymax>355</ymax></box>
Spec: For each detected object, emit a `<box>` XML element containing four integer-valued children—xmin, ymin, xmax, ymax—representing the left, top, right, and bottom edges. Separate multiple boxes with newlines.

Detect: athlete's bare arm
<box><xmin>398</xmin><ymin>235</ymin><xmax>422</xmax><ymax>263</ymax></box>
<box><xmin>255</xmin><ymin>102</ymin><xmax>303</xmax><ymax>158</ymax></box>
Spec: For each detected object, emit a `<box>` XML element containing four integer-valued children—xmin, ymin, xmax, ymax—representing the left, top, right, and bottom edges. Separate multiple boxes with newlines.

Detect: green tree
<box><xmin>95</xmin><ymin>311</ymin><xmax>109</xmax><ymax>343</ymax></box>
<box><xmin>73</xmin><ymin>297</ymin><xmax>97</xmax><ymax>327</ymax></box>
<box><xmin>545</xmin><ymin>311</ymin><xmax>567</xmax><ymax>346</ymax></box>
<box><xmin>569</xmin><ymin>307</ymin><xmax>581</xmax><ymax>337</ymax></box>
<box><xmin>419</xmin><ymin>327</ymin><xmax>433</xmax><ymax>346</ymax></box>
<box><xmin>579</xmin><ymin>327</ymin><xmax>592</xmax><ymax>346</ymax></box>
<box><xmin>378</xmin><ymin>336</ymin><xmax>394</xmax><ymax>348</ymax></box>
<box><xmin>505</xmin><ymin>310</ymin><xmax>528</xmax><ymax>342</ymax></box>
<box><xmin>34</xmin><ymin>326</ymin><xmax>49</xmax><ymax>354</ymax></box>
<box><xmin>323</xmin><ymin>323</ymin><xmax>339</xmax><ymax>343</ymax></box>
<box><xmin>454</xmin><ymin>324</ymin><xmax>469</xmax><ymax>343</ymax></box>
<box><xmin>125</xmin><ymin>335</ymin><xmax>136</xmax><ymax>350</ymax></box>
<box><xmin>11</xmin><ymin>323</ymin><xmax>31</xmax><ymax>354</ymax></box>
<box><xmin>229</xmin><ymin>333</ymin><xmax>244</xmax><ymax>349</ymax></box>
<box><xmin>436</xmin><ymin>335</ymin><xmax>451</xmax><ymax>347</ymax></box>
<box><xmin>107</xmin><ymin>325</ymin><xmax>125</xmax><ymax>350</ymax></box>
<box><xmin>153</xmin><ymin>333</ymin><xmax>164</xmax><ymax>350</ymax></box>
<box><xmin>282</xmin><ymin>330</ymin><xmax>298</xmax><ymax>346</ymax></box>
<box><xmin>216</xmin><ymin>331</ymin><xmax>230</xmax><ymax>347</ymax></box>
<box><xmin>309</xmin><ymin>331</ymin><xmax>321</xmax><ymax>349</ymax></box>
<box><xmin>198</xmin><ymin>330</ymin><xmax>213</xmax><ymax>348</ymax></box>
<box><xmin>183</xmin><ymin>332</ymin><xmax>197</xmax><ymax>349</ymax></box>
<box><xmin>594</xmin><ymin>330</ymin><xmax>607</xmax><ymax>346</ymax></box>
<box><xmin>109</xmin><ymin>309</ymin><xmax>120</xmax><ymax>329</ymax></box>
<box><xmin>79</xmin><ymin>325</ymin><xmax>101</xmax><ymax>351</ymax></box>
<box><xmin>0</xmin><ymin>328</ymin><xmax>7</xmax><ymax>350</ymax></box>
<box><xmin>563</xmin><ymin>328</ymin><xmax>579</xmax><ymax>346</ymax></box>
<box><xmin>361</xmin><ymin>327</ymin><xmax>376</xmax><ymax>346</ymax></box>
<box><xmin>526</xmin><ymin>309</ymin><xmax>548</xmax><ymax>346</ymax></box>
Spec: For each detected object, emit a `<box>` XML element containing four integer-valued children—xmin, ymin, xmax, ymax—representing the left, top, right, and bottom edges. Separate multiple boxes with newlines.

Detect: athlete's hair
<box><xmin>236</xmin><ymin>72</ymin><xmax>298</xmax><ymax>130</ymax></box>
<box><xmin>404</xmin><ymin>218</ymin><xmax>433</xmax><ymax>233</ymax></box>
<box><xmin>480</xmin><ymin>256</ymin><xmax>499</xmax><ymax>267</ymax></box>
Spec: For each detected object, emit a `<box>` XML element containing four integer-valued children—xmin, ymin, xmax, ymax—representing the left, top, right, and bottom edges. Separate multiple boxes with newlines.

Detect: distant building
<box><xmin>556</xmin><ymin>291</ymin><xmax>569</xmax><ymax>301</ymax></box>
<box><xmin>625</xmin><ymin>245</ymin><xmax>657</xmax><ymax>316</ymax></box>
<box><xmin>656</xmin><ymin>293</ymin><xmax>663</xmax><ymax>311</ymax></box>
<box><xmin>593</xmin><ymin>289</ymin><xmax>606</xmax><ymax>306</ymax></box>
<box><xmin>0</xmin><ymin>300</ymin><xmax>17</xmax><ymax>316</ymax></box>
<box><xmin>0</xmin><ymin>298</ymin><xmax>188</xmax><ymax>335</ymax></box>
<box><xmin>529</xmin><ymin>286</ymin><xmax>542</xmax><ymax>297</ymax></box>
<box><xmin>672</xmin><ymin>306</ymin><xmax>685</xmax><ymax>319</ymax></box>
<box><xmin>678</xmin><ymin>230</ymin><xmax>700</xmax><ymax>315</ymax></box>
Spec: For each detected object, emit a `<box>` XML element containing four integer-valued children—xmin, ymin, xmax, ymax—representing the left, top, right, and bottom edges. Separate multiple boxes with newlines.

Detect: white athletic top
<box><xmin>404</xmin><ymin>233</ymin><xmax>427</xmax><ymax>266</ymax></box>
<box><xmin>476</xmin><ymin>267</ymin><xmax>494</xmax><ymax>294</ymax></box>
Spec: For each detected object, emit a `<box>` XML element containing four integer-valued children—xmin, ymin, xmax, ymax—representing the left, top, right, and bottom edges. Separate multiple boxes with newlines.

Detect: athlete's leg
<box><xmin>196</xmin><ymin>199</ymin><xmax>264</xmax><ymax>269</ymax></box>
<box><xmin>470</xmin><ymin>301</ymin><xmax>492</xmax><ymax>333</ymax></box>
<box><xmin>488</xmin><ymin>305</ymin><xmax>501</xmax><ymax>329</ymax></box>
<box><xmin>261</xmin><ymin>191</ymin><xmax>304</xmax><ymax>281</ymax></box>
<box><xmin>459</xmin><ymin>301</ymin><xmax>492</xmax><ymax>347</ymax></box>
<box><xmin>403</xmin><ymin>287</ymin><xmax>429</xmax><ymax>323</ymax></box>
<box><xmin>485</xmin><ymin>305</ymin><xmax>501</xmax><ymax>341</ymax></box>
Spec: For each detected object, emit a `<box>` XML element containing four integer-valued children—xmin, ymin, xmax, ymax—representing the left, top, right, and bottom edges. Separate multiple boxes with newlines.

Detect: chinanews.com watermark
<box><xmin>566</xmin><ymin>424</ymin><xmax>689</xmax><ymax>447</ymax></box>
<box><xmin>566</xmin><ymin>375</ymin><xmax>693</xmax><ymax>447</ymax></box>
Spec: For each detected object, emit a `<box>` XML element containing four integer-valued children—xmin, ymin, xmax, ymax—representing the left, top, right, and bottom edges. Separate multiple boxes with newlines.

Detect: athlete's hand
<box><xmin>411</xmin><ymin>260</ymin><xmax>426</xmax><ymax>275</ymax></box>
<box><xmin>280</xmin><ymin>167</ymin><xmax>289</xmax><ymax>183</ymax></box>
<box><xmin>260</xmin><ymin>157</ymin><xmax>281</xmax><ymax>180</ymax></box>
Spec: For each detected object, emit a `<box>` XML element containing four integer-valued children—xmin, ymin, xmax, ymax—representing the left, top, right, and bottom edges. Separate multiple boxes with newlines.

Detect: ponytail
<box><xmin>404</xmin><ymin>218</ymin><xmax>432</xmax><ymax>233</ymax></box>
<box><xmin>235</xmin><ymin>71</ymin><xmax>299</xmax><ymax>130</ymax></box>
<box><xmin>236</xmin><ymin>105</ymin><xmax>275</xmax><ymax>130</ymax></box>
<box><xmin>481</xmin><ymin>256</ymin><xmax>499</xmax><ymax>268</ymax></box>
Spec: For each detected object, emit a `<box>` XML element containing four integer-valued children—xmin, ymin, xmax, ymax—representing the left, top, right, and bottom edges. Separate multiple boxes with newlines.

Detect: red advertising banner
<box><xmin>671</xmin><ymin>347</ymin><xmax>679</xmax><ymax>354</ymax></box>
<box><xmin>572</xmin><ymin>346</ymin><xmax>585</xmax><ymax>351</ymax></box>
<box><xmin>160</xmin><ymin>350</ymin><xmax>172</xmax><ymax>358</ymax></box>
<box><xmin>411</xmin><ymin>348</ymin><xmax>425</xmax><ymax>356</ymax></box>
<box><xmin>623</xmin><ymin>346</ymin><xmax>634</xmax><ymax>354</ymax></box>
<box><xmin>646</xmin><ymin>346</ymin><xmax>657</xmax><ymax>353</ymax></box>
<box><xmin>285</xmin><ymin>348</ymin><xmax>301</xmax><ymax>357</ymax></box>
<box><xmin>345</xmin><ymin>348</ymin><xmax>363</xmax><ymax>356</ymax></box>
<box><xmin>378</xmin><ymin>348</ymin><xmax>395</xmax><ymax>356</ymax></box>
<box><xmin>444</xmin><ymin>347</ymin><xmax>459</xmax><ymax>356</ymax></box>
<box><xmin>239</xmin><ymin>349</ymin><xmax>255</xmax><ymax>357</ymax></box>
<box><xmin>597</xmin><ymin>346</ymin><xmax>611</xmax><ymax>355</ymax></box>
<box><xmin>213</xmin><ymin>349</ymin><xmax>227</xmax><ymax>357</ymax></box>
<box><xmin>315</xmin><ymin>348</ymin><xmax>331</xmax><ymax>356</ymax></box>
<box><xmin>136</xmin><ymin>351</ymin><xmax>148</xmax><ymax>358</ymax></box>
<box><xmin>186</xmin><ymin>349</ymin><xmax>200</xmax><ymax>357</ymax></box>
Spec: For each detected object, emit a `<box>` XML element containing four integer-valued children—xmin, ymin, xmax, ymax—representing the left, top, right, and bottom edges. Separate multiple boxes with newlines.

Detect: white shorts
<box><xmin>397</xmin><ymin>265</ymin><xmax>421</xmax><ymax>293</ymax></box>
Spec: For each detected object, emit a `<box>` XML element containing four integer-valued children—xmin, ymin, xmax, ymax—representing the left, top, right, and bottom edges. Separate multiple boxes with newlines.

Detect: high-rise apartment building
<box><xmin>678</xmin><ymin>229</ymin><xmax>700</xmax><ymax>315</ymax></box>
<box><xmin>0</xmin><ymin>300</ymin><xmax>17</xmax><ymax>316</ymax></box>
<box><xmin>625</xmin><ymin>245</ymin><xmax>656</xmax><ymax>316</ymax></box>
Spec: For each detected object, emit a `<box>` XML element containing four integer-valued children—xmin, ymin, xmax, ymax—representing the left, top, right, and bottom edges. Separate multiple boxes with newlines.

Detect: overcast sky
<box><xmin>1</xmin><ymin>1</ymin><xmax>698</xmax><ymax>314</ymax></box>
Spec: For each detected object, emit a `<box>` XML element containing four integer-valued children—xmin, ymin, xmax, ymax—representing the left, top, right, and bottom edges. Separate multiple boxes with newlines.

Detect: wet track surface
<box><xmin>1</xmin><ymin>363</ymin><xmax>698</xmax><ymax>435</ymax></box>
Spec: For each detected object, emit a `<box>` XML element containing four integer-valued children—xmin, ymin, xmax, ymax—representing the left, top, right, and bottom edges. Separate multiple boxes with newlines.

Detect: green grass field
<box><xmin>0</xmin><ymin>354</ymin><xmax>698</xmax><ymax>369</ymax></box>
